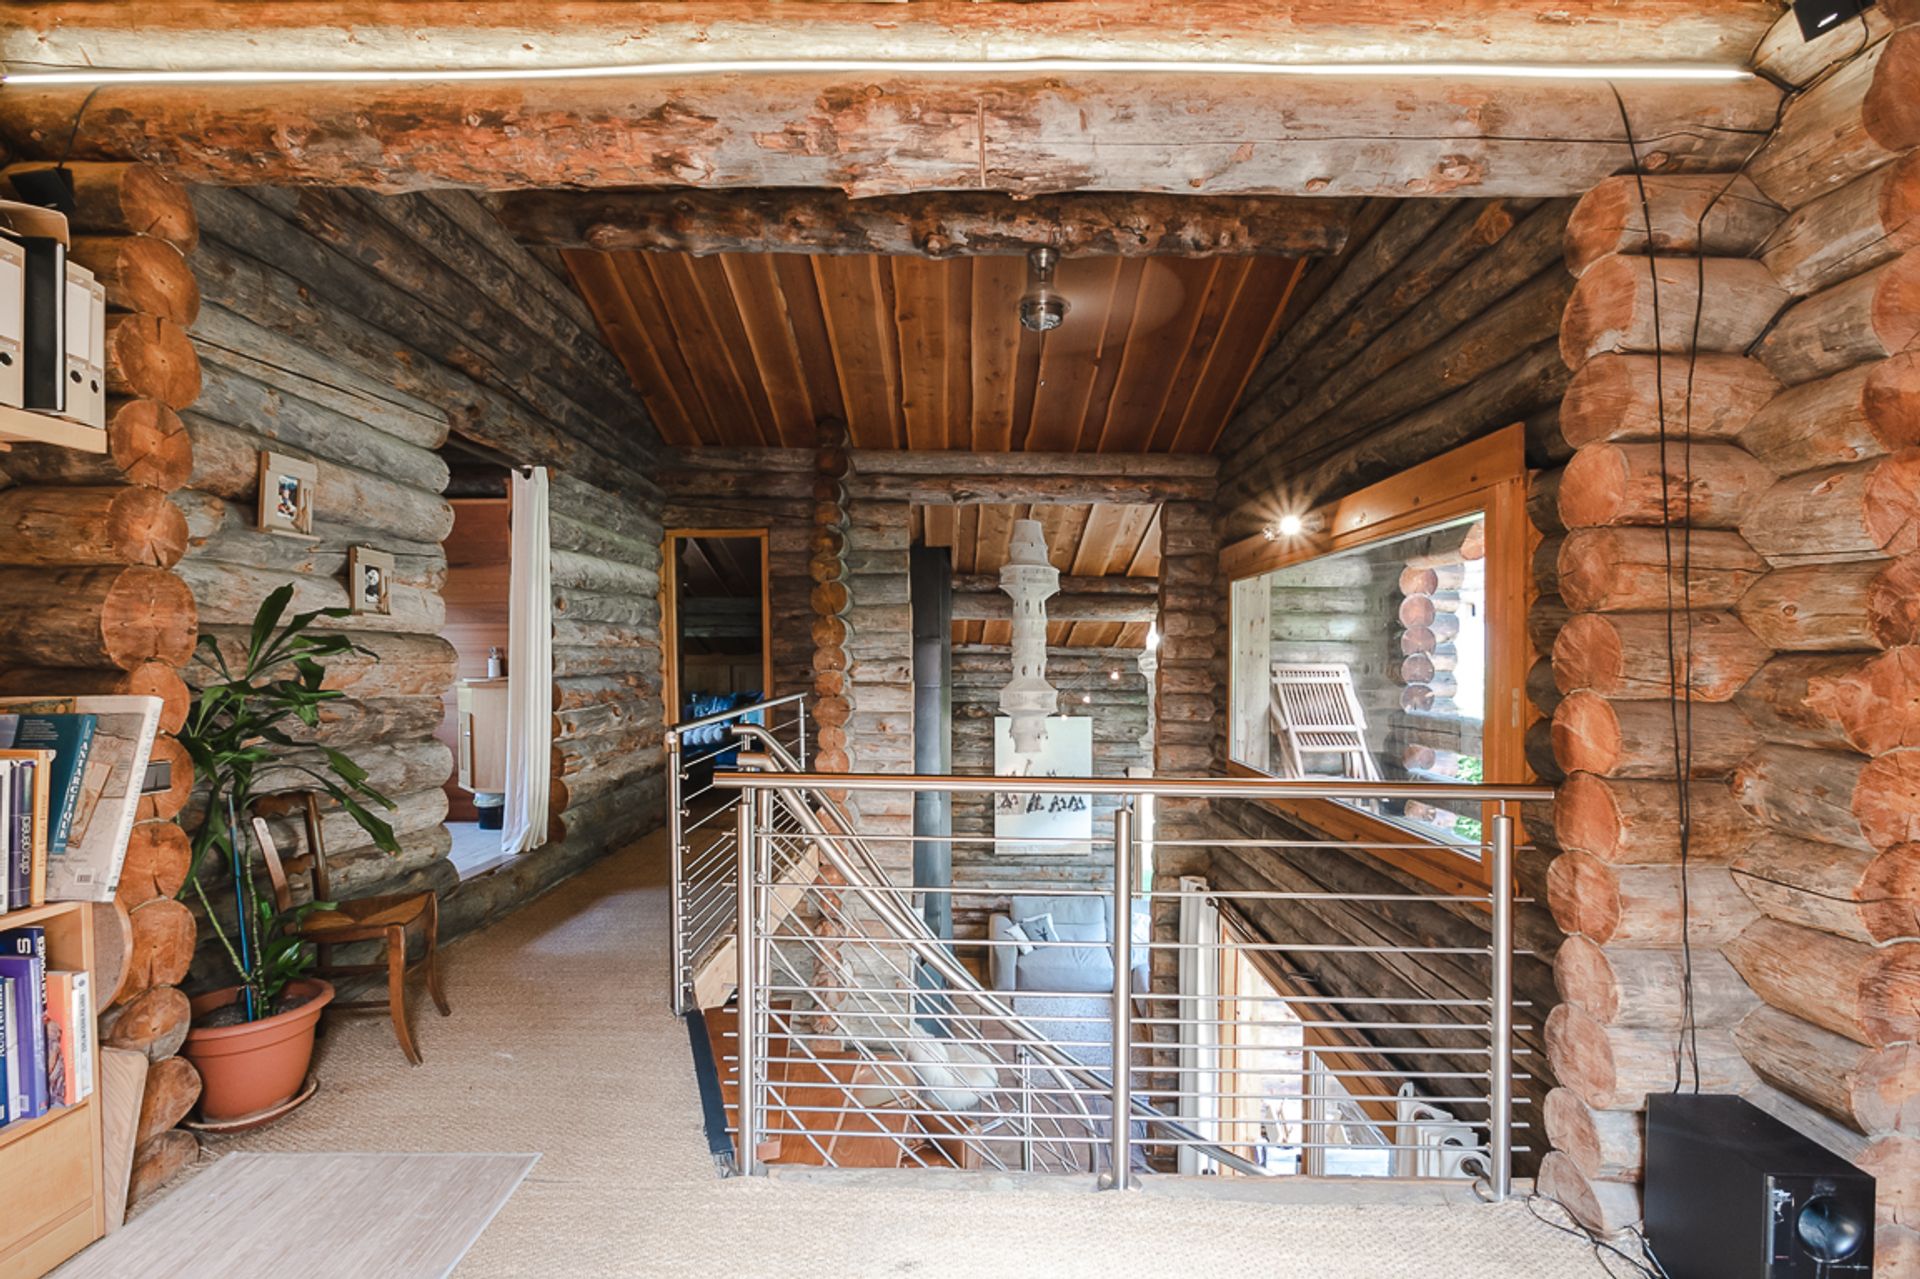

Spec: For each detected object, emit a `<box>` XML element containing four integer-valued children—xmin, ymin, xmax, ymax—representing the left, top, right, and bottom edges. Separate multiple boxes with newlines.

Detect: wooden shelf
<box><xmin>0</xmin><ymin>898</ymin><xmax>107</xmax><ymax>1274</ymax></box>
<box><xmin>0</xmin><ymin>402</ymin><xmax>106</xmax><ymax>453</ymax></box>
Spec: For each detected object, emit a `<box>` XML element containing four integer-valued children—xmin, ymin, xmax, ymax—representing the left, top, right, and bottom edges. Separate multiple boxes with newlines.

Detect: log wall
<box><xmin>0</xmin><ymin>160</ymin><xmax>205</xmax><ymax>1208</ymax></box>
<box><xmin>1540</xmin><ymin>15</ymin><xmax>1920</xmax><ymax>1261</ymax></box>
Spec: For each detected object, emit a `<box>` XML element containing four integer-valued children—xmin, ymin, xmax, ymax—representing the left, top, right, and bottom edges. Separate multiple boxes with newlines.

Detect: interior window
<box><xmin>1233</xmin><ymin>513</ymin><xmax>1489</xmax><ymax>846</ymax></box>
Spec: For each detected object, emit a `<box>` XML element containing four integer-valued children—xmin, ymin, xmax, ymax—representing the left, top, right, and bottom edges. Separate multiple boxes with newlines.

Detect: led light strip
<box><xmin>2</xmin><ymin>57</ymin><xmax>1755</xmax><ymax>87</ymax></box>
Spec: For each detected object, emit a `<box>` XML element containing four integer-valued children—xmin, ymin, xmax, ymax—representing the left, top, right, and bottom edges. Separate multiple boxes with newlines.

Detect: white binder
<box><xmin>60</xmin><ymin>261</ymin><xmax>105</xmax><ymax>429</ymax></box>
<box><xmin>0</xmin><ymin>237</ymin><xmax>23</xmax><ymax>408</ymax></box>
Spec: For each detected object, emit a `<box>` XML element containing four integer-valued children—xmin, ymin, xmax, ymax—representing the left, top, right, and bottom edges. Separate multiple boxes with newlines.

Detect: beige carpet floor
<box><xmin>153</xmin><ymin>839</ymin><xmax>1605</xmax><ymax>1278</ymax></box>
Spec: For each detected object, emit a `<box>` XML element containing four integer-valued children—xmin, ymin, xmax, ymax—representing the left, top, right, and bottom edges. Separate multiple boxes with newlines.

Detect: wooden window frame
<box><xmin>661</xmin><ymin>527</ymin><xmax>773</xmax><ymax>726</ymax></box>
<box><xmin>1219</xmin><ymin>425</ymin><xmax>1533</xmax><ymax>894</ymax></box>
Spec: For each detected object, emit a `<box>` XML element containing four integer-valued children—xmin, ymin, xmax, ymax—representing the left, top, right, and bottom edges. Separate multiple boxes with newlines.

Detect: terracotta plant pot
<box><xmin>183</xmin><ymin>978</ymin><xmax>334</xmax><ymax>1122</ymax></box>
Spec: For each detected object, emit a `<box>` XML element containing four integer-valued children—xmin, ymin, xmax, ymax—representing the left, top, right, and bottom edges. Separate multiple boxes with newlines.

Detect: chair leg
<box><xmin>387</xmin><ymin>925</ymin><xmax>421</xmax><ymax>1066</ymax></box>
<box><xmin>424</xmin><ymin>894</ymin><xmax>450</xmax><ymax>1017</ymax></box>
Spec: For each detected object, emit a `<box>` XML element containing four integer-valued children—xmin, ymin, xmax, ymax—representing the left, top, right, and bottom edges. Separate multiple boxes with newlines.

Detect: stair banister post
<box><xmin>1105</xmin><ymin>801</ymin><xmax>1136</xmax><ymax>1190</ymax></box>
<box><xmin>668</xmin><ymin>729</ymin><xmax>686</xmax><ymax>1015</ymax></box>
<box><xmin>1488</xmin><ymin>807</ymin><xmax>1515</xmax><ymax>1203</ymax></box>
<box><xmin>735</xmin><ymin>784</ymin><xmax>760</xmax><ymax>1176</ymax></box>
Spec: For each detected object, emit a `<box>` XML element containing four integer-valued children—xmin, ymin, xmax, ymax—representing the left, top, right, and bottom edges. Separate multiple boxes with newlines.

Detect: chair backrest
<box><xmin>247</xmin><ymin>791</ymin><xmax>333</xmax><ymax>910</ymax></box>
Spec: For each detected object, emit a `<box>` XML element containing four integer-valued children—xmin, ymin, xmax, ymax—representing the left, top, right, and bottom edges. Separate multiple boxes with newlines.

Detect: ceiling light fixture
<box><xmin>0</xmin><ymin>59</ymin><xmax>1756</xmax><ymax>88</ymax></box>
<box><xmin>1019</xmin><ymin>246</ymin><xmax>1068</xmax><ymax>334</ymax></box>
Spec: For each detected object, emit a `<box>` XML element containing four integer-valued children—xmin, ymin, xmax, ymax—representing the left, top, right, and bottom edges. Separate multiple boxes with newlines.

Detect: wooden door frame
<box><xmin>662</xmin><ymin>527</ymin><xmax>773</xmax><ymax>726</ymax></box>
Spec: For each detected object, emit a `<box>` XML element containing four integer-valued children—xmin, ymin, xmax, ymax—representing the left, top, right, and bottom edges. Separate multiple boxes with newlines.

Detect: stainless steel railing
<box><xmin>712</xmin><ymin>762</ymin><xmax>1550</xmax><ymax>1198</ymax></box>
<box><xmin>665</xmin><ymin>693</ymin><xmax>808</xmax><ymax>1014</ymax></box>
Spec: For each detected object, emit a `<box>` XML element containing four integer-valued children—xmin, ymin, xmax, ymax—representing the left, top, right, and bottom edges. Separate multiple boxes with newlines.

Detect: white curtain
<box><xmin>502</xmin><ymin>467</ymin><xmax>552</xmax><ymax>855</ymax></box>
<box><xmin>1176</xmin><ymin>875</ymin><xmax>1222</xmax><ymax>1175</ymax></box>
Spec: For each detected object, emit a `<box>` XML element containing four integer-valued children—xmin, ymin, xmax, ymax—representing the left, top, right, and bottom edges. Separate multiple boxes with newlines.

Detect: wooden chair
<box><xmin>1268</xmin><ymin>662</ymin><xmax>1383</xmax><ymax>783</ymax></box>
<box><xmin>248</xmin><ymin>792</ymin><xmax>450</xmax><ymax>1065</ymax></box>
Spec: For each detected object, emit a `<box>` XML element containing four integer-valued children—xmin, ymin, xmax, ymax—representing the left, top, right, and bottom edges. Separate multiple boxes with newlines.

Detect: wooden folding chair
<box><xmin>1267</xmin><ymin>663</ymin><xmax>1383</xmax><ymax>784</ymax></box>
<box><xmin>249</xmin><ymin>792</ymin><xmax>450</xmax><ymax>1065</ymax></box>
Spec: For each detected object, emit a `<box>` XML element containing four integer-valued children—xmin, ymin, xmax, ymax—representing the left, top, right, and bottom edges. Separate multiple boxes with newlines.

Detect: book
<box><xmin>0</xmin><ymin>752</ymin><xmax>50</xmax><ymax>911</ymax></box>
<box><xmin>0</xmin><ymin>928</ymin><xmax>48</xmax><ymax>1119</ymax></box>
<box><xmin>45</xmin><ymin>970</ymin><xmax>91</xmax><ymax>1104</ymax></box>
<box><xmin>0</xmin><ymin>711</ymin><xmax>96</xmax><ymax>855</ymax></box>
<box><xmin>0</xmin><ymin>697</ymin><xmax>161</xmax><ymax>902</ymax></box>
<box><xmin>0</xmin><ymin>974</ymin><xmax>17</xmax><ymax>1124</ymax></box>
<box><xmin>0</xmin><ymin>760</ymin><xmax>9</xmax><ymax>914</ymax></box>
<box><xmin>0</xmin><ymin>944</ymin><xmax>41</xmax><ymax>1113</ymax></box>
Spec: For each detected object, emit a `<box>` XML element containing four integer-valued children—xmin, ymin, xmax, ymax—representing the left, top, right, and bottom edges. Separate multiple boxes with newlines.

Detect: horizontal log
<box><xmin>0</xmin><ymin>662</ymin><xmax>189</xmax><ymax>734</ymax></box>
<box><xmin>104</xmin><ymin>312</ymin><xmax>200</xmax><ymax>409</ymax></box>
<box><xmin>129</xmin><ymin>1131</ymin><xmax>197</xmax><ymax>1208</ymax></box>
<box><xmin>1740</xmin><ymin>352</ymin><xmax>1920</xmax><ymax>475</ymax></box>
<box><xmin>69</xmin><ymin>234</ymin><xmax>199</xmax><ymax>326</ymax></box>
<box><xmin>1550</xmin><ymin>690</ymin><xmax>1751</xmax><ymax>779</ymax></box>
<box><xmin>850</xmin><ymin>457</ymin><xmax>1213</xmax><ymax>506</ymax></box>
<box><xmin>550</xmin><ymin>547</ymin><xmax>660</xmax><ymax>596</ymax></box>
<box><xmin>1733</xmin><ymin>833</ymin><xmax>1920</xmax><ymax>946</ymax></box>
<box><xmin>0</xmin><ymin>397</ymin><xmax>193</xmax><ymax>493</ymax></box>
<box><xmin>115</xmin><ymin>820</ymin><xmax>191</xmax><ymax>906</ymax></box>
<box><xmin>494</xmin><ymin>187</ymin><xmax>1352</xmax><ymax>257</ymax></box>
<box><xmin>1544</xmin><ymin>1088</ymin><xmax>1643</xmax><ymax>1184</ymax></box>
<box><xmin>1557</xmin><ymin>527</ymin><xmax>1765</xmax><ymax>613</ymax></box>
<box><xmin>1552</xmin><ymin>610</ymin><xmax>1768</xmax><ymax>702</ymax></box>
<box><xmin>197</xmin><ymin>625</ymin><xmax>456</xmax><ymax>698</ymax></box>
<box><xmin>99</xmin><ymin>984</ymin><xmax>188</xmax><ymax>1056</ymax></box>
<box><xmin>184</xmin><ymin>414</ymin><xmax>454</xmax><ymax>545</ymax></box>
<box><xmin>1754</xmin><ymin>250</ymin><xmax>1920</xmax><ymax>386</ymax></box>
<box><xmin>951</xmin><ymin>591</ymin><xmax>1157</xmax><ymax>624</ymax></box>
<box><xmin>1545</xmin><ymin>1002</ymin><xmax>1756</xmax><ymax>1111</ymax></box>
<box><xmin>1562</xmin><ymin>174</ymin><xmax>1781</xmax><ymax>278</ymax></box>
<box><xmin>1761</xmin><ymin>149</ymin><xmax>1920</xmax><ymax>297</ymax></box>
<box><xmin>1748</xmin><ymin>26</ymin><xmax>1920</xmax><ymax>210</ymax></box>
<box><xmin>121</xmin><ymin>897</ymin><xmax>194</xmax><ymax>1002</ymax></box>
<box><xmin>1555</xmin><ymin>771</ymin><xmax>1757</xmax><ymax>865</ymax></box>
<box><xmin>175</xmin><ymin>558</ymin><xmax>444</xmax><ymax>635</ymax></box>
<box><xmin>1535</xmin><ymin>1152</ymin><xmax>1641</xmax><ymax>1236</ymax></box>
<box><xmin>0</xmin><ymin>565</ymin><xmax>195</xmax><ymax>669</ymax></box>
<box><xmin>1559</xmin><ymin>441</ymin><xmax>1771</xmax><ymax>530</ymax></box>
<box><xmin>0</xmin><ymin>160</ymin><xmax>197</xmax><ymax>250</ymax></box>
<box><xmin>1740</xmin><ymin>453</ymin><xmax>1920</xmax><ymax>563</ymax></box>
<box><xmin>1735</xmin><ymin>1004</ymin><xmax>1918</xmax><ymax>1136</ymax></box>
<box><xmin>1738</xmin><ymin>650</ymin><xmax>1920</xmax><ymax>756</ymax></box>
<box><xmin>1724</xmin><ymin>917</ymin><xmax>1920</xmax><ymax>1048</ymax></box>
<box><xmin>1559</xmin><ymin>353</ymin><xmax>1778</xmax><ymax>450</ymax></box>
<box><xmin>1731</xmin><ymin>743</ymin><xmax>1877</xmax><ymax>853</ymax></box>
<box><xmin>0</xmin><ymin>52</ymin><xmax>1783</xmax><ymax>199</ymax></box>
<box><xmin>1547</xmin><ymin>855</ymin><xmax>1757</xmax><ymax>948</ymax></box>
<box><xmin>171</xmin><ymin>491</ymin><xmax>446</xmax><ymax>588</ymax></box>
<box><xmin>1738</xmin><ymin>557</ymin><xmax>1920</xmax><ymax>652</ymax></box>
<box><xmin>1559</xmin><ymin>254</ymin><xmax>1788</xmax><ymax>369</ymax></box>
<box><xmin>1750</xmin><ymin>5</ymin><xmax>1892</xmax><ymax>90</ymax></box>
<box><xmin>1554</xmin><ymin>934</ymin><xmax>1754</xmax><ymax>1029</ymax></box>
<box><xmin>1857</xmin><ymin>750</ymin><xmax>1920</xmax><ymax>854</ymax></box>
<box><xmin>0</xmin><ymin>485</ymin><xmax>188</xmax><ymax>568</ymax></box>
<box><xmin>135</xmin><ymin>1055</ymin><xmax>201</xmax><ymax>1150</ymax></box>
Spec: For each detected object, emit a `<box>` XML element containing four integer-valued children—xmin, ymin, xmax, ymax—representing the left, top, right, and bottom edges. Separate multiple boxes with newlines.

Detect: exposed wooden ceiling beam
<box><xmin>490</xmin><ymin>188</ymin><xmax>1355</xmax><ymax>257</ymax></box>
<box><xmin>0</xmin><ymin>75</ymin><xmax>1781</xmax><ymax>198</ymax></box>
<box><xmin>853</xmin><ymin>449</ymin><xmax>1215</xmax><ymax>504</ymax></box>
<box><xmin>0</xmin><ymin>4</ymin><xmax>1782</xmax><ymax>198</ymax></box>
<box><xmin>951</xmin><ymin>578</ymin><xmax>1160</xmax><ymax>625</ymax></box>
<box><xmin>0</xmin><ymin>3</ymin><xmax>1780</xmax><ymax>75</ymax></box>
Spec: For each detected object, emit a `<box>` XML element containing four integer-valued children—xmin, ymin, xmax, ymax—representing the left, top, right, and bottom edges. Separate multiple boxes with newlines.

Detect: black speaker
<box><xmin>1645</xmin><ymin>1094</ymin><xmax>1874</xmax><ymax>1279</ymax></box>
<box><xmin>1793</xmin><ymin>0</ymin><xmax>1872</xmax><ymax>42</ymax></box>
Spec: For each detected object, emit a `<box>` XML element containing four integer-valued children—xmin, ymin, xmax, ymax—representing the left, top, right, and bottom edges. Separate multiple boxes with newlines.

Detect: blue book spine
<box><xmin>0</xmin><ymin>950</ymin><xmax>47</xmax><ymax>1119</ymax></box>
<box><xmin>0</xmin><ymin>975</ymin><xmax>16</xmax><ymax>1125</ymax></box>
<box><xmin>5</xmin><ymin>715</ymin><xmax>97</xmax><ymax>855</ymax></box>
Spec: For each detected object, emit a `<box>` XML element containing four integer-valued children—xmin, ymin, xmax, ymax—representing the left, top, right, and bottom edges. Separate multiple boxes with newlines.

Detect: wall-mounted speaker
<box><xmin>1793</xmin><ymin>0</ymin><xmax>1872</xmax><ymax>42</ymax></box>
<box><xmin>1645</xmin><ymin>1094</ymin><xmax>1874</xmax><ymax>1278</ymax></box>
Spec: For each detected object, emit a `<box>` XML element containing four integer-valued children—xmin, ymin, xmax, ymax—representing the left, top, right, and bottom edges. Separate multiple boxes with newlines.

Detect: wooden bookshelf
<box><xmin>0</xmin><ymin>403</ymin><xmax>107</xmax><ymax>454</ymax></box>
<box><xmin>0</xmin><ymin>899</ymin><xmax>106</xmax><ymax>1277</ymax></box>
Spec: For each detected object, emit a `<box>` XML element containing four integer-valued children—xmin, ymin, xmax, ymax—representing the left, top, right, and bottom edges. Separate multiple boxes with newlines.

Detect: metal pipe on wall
<box><xmin>910</xmin><ymin>545</ymin><xmax>954</xmax><ymax>941</ymax></box>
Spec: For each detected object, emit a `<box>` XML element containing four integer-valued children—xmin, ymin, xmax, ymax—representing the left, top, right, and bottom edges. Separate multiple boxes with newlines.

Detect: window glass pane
<box><xmin>1230</xmin><ymin>513</ymin><xmax>1487</xmax><ymax>844</ymax></box>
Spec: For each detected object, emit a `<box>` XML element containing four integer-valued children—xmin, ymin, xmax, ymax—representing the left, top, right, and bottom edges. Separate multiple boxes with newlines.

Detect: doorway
<box><xmin>663</xmin><ymin>529</ymin><xmax>772</xmax><ymax>725</ymax></box>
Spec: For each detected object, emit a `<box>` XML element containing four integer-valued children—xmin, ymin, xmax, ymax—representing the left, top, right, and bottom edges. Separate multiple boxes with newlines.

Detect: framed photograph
<box><xmin>256</xmin><ymin>450</ymin><xmax>318</xmax><ymax>537</ymax></box>
<box><xmin>993</xmin><ymin>715</ymin><xmax>1093</xmax><ymax>857</ymax></box>
<box><xmin>349</xmin><ymin>545</ymin><xmax>394</xmax><ymax>615</ymax></box>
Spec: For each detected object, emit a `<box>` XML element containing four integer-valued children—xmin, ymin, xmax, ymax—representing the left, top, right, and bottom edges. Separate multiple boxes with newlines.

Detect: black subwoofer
<box><xmin>1644</xmin><ymin>1094</ymin><xmax>1875</xmax><ymax>1279</ymax></box>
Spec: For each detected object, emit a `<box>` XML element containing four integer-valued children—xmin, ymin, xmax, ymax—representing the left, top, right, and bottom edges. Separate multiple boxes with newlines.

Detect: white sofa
<box><xmin>988</xmin><ymin>893</ymin><xmax>1150</xmax><ymax>995</ymax></box>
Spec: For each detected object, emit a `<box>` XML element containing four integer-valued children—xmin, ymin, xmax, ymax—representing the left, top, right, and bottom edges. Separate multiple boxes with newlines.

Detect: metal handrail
<box><xmin>666</xmin><ymin>693</ymin><xmax>809</xmax><ymax>1014</ymax></box>
<box><xmin>717</xmin><ymin>740</ymin><xmax>1541</xmax><ymax>1197</ymax></box>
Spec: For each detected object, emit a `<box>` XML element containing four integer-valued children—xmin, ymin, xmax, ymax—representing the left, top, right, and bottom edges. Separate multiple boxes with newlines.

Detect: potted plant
<box><xmin>176</xmin><ymin>585</ymin><xmax>401</xmax><ymax>1121</ymax></box>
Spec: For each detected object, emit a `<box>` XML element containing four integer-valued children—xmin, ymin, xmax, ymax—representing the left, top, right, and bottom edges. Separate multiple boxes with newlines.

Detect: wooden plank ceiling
<box><xmin>564</xmin><ymin>250</ymin><xmax>1304</xmax><ymax>453</ymax></box>
<box><xmin>913</xmin><ymin>502</ymin><xmax>1161</xmax><ymax>652</ymax></box>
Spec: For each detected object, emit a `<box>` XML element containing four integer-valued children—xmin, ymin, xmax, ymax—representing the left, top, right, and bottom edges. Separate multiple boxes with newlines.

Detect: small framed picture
<box><xmin>349</xmin><ymin>546</ymin><xmax>394</xmax><ymax>615</ymax></box>
<box><xmin>256</xmin><ymin>451</ymin><xmax>318</xmax><ymax>537</ymax></box>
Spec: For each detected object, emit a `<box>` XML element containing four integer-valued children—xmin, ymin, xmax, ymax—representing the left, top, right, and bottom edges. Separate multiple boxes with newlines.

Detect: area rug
<box><xmin>56</xmin><ymin>1151</ymin><xmax>537</xmax><ymax>1278</ymax></box>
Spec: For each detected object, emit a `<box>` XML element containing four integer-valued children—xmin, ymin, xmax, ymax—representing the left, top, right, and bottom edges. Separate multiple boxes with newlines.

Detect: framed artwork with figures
<box><xmin>256</xmin><ymin>450</ymin><xmax>318</xmax><ymax>538</ymax></box>
<box><xmin>349</xmin><ymin>545</ymin><xmax>394</xmax><ymax>615</ymax></box>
